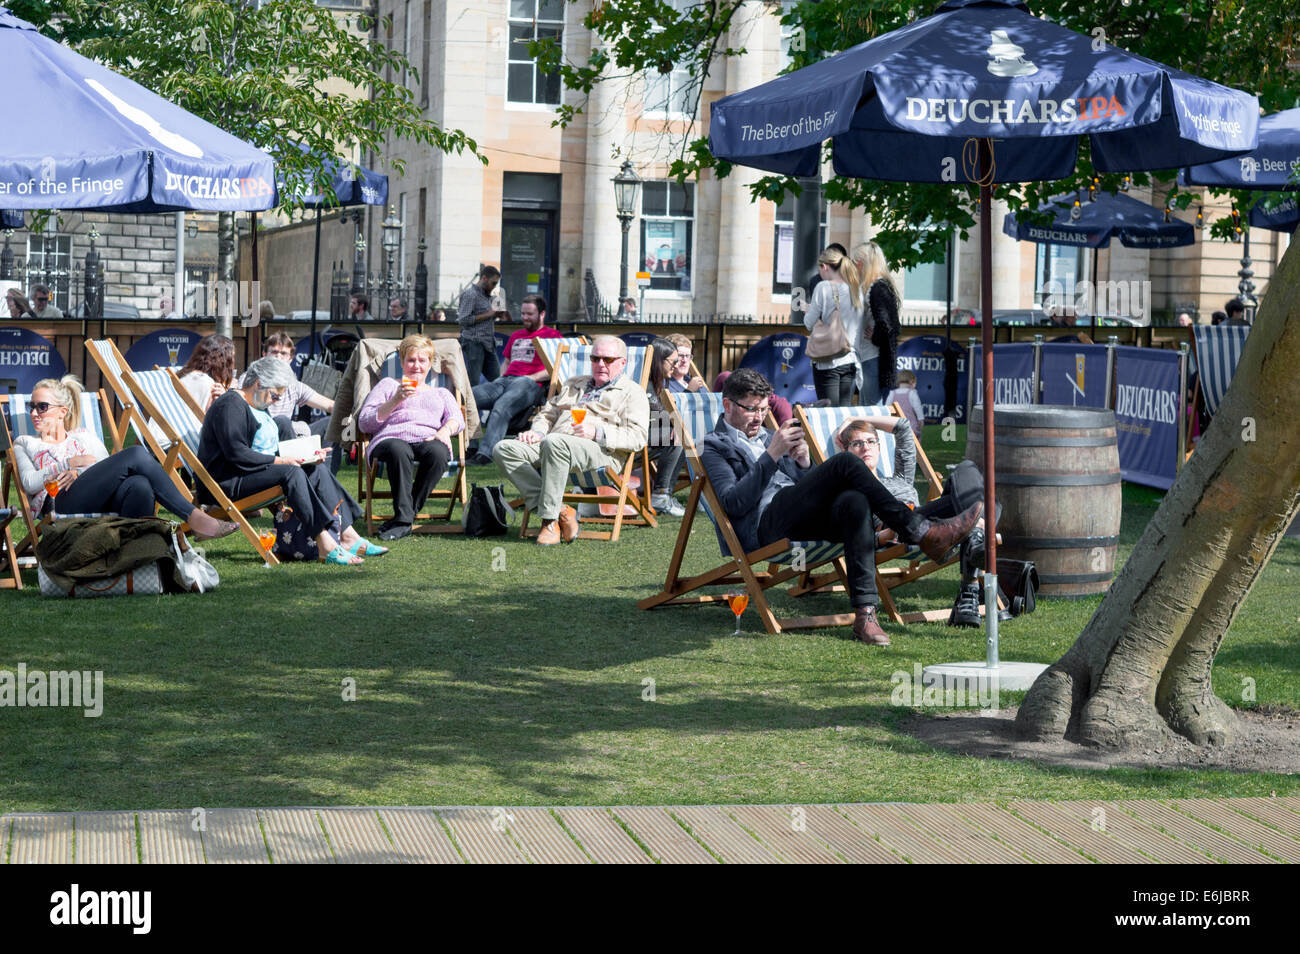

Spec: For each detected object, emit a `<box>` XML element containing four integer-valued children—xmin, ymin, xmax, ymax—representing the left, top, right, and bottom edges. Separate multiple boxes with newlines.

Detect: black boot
<box><xmin>948</xmin><ymin>580</ymin><xmax>982</xmax><ymax>628</ymax></box>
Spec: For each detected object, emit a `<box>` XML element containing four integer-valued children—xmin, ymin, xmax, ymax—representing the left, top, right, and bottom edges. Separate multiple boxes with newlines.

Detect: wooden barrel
<box><xmin>966</xmin><ymin>405</ymin><xmax>1121</xmax><ymax>598</ymax></box>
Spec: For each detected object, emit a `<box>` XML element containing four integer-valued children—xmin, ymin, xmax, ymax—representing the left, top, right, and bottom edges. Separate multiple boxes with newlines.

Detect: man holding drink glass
<box><xmin>492</xmin><ymin>336</ymin><xmax>649</xmax><ymax>546</ymax></box>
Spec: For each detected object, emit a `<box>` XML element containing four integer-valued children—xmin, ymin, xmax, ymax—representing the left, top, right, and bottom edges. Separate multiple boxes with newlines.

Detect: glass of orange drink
<box><xmin>44</xmin><ymin>478</ymin><xmax>61</xmax><ymax>518</ymax></box>
<box><xmin>570</xmin><ymin>407</ymin><xmax>587</xmax><ymax>427</ymax></box>
<box><xmin>727</xmin><ymin>591</ymin><xmax>749</xmax><ymax>635</ymax></box>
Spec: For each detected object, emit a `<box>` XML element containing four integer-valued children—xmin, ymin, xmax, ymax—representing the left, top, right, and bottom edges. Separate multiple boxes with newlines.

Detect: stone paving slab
<box><xmin>3</xmin><ymin>797</ymin><xmax>1297</xmax><ymax>863</ymax></box>
<box><xmin>375</xmin><ymin>809</ymin><xmax>461</xmax><ymax>864</ymax></box>
<box><xmin>73</xmin><ymin>812</ymin><xmax>137</xmax><ymax>864</ymax></box>
<box><xmin>261</xmin><ymin>809</ymin><xmax>334</xmax><ymax>864</ymax></box>
<box><xmin>138</xmin><ymin>810</ymin><xmax>205</xmax><ymax>864</ymax></box>
<box><xmin>318</xmin><ymin>809</ymin><xmax>403</xmax><ymax>864</ymax></box>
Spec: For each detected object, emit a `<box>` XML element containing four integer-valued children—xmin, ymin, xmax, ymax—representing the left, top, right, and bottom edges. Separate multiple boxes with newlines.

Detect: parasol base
<box><xmin>922</xmin><ymin>661</ymin><xmax>1049</xmax><ymax>692</ymax></box>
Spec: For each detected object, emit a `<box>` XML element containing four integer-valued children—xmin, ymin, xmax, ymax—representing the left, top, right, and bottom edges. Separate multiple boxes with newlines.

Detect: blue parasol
<box><xmin>1004</xmin><ymin>189</ymin><xmax>1195</xmax><ymax>249</ymax></box>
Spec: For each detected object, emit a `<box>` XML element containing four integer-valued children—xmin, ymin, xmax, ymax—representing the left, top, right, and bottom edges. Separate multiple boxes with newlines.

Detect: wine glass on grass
<box><xmin>727</xmin><ymin>590</ymin><xmax>749</xmax><ymax>635</ymax></box>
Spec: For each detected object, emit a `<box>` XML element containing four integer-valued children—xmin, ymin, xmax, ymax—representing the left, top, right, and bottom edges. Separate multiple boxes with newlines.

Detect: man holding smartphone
<box><xmin>701</xmin><ymin>368</ymin><xmax>981</xmax><ymax>645</ymax></box>
<box><xmin>457</xmin><ymin>265</ymin><xmax>508</xmax><ymax>385</ymax></box>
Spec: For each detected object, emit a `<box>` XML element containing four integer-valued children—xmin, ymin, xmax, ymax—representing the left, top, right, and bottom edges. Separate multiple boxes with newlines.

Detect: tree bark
<box><xmin>1016</xmin><ymin>237</ymin><xmax>1300</xmax><ymax>748</ymax></box>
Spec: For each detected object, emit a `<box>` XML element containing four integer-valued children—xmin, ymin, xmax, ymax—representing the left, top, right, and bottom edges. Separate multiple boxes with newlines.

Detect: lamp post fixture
<box><xmin>612</xmin><ymin>159</ymin><xmax>641</xmax><ymax>303</ymax></box>
<box><xmin>381</xmin><ymin>206</ymin><xmax>403</xmax><ymax>306</ymax></box>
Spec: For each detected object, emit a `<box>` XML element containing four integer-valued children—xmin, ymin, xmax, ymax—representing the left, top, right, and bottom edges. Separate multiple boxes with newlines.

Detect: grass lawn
<box><xmin>2</xmin><ymin>425</ymin><xmax>1297</xmax><ymax>813</ymax></box>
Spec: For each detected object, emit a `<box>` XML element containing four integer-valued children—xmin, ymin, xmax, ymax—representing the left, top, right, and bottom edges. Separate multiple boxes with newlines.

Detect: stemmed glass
<box><xmin>727</xmin><ymin>590</ymin><xmax>749</xmax><ymax>635</ymax></box>
<box><xmin>258</xmin><ymin>530</ymin><xmax>276</xmax><ymax>568</ymax></box>
<box><xmin>44</xmin><ymin>477</ymin><xmax>61</xmax><ymax>519</ymax></box>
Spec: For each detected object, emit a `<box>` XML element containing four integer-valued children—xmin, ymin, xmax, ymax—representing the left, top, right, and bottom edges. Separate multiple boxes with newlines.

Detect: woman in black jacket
<box><xmin>852</xmin><ymin>241</ymin><xmax>901</xmax><ymax>404</ymax></box>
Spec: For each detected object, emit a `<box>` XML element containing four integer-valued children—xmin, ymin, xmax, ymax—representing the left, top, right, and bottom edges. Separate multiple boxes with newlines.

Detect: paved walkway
<box><xmin>3</xmin><ymin>797</ymin><xmax>1296</xmax><ymax>863</ymax></box>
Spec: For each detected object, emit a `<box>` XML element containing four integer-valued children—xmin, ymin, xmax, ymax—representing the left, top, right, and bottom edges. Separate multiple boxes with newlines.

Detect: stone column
<box><xmin>989</xmin><ymin>199</ymin><xmax>1022</xmax><ymax>311</ymax></box>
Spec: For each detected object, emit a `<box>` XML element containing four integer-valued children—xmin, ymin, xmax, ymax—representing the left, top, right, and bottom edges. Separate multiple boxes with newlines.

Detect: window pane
<box><xmin>641</xmin><ymin>182</ymin><xmax>667</xmax><ymax>217</ymax></box>
<box><xmin>508</xmin><ymin>63</ymin><xmax>535</xmax><ymax>103</ymax></box>
<box><xmin>903</xmin><ymin>258</ymin><xmax>946</xmax><ymax>302</ymax></box>
<box><xmin>671</xmin><ymin>74</ymin><xmax>694</xmax><ymax>115</ymax></box>
<box><xmin>536</xmin><ymin>25</ymin><xmax>561</xmax><ymax>44</ymax></box>
<box><xmin>645</xmin><ymin>73</ymin><xmax>668</xmax><ymax>113</ymax></box>
<box><xmin>510</xmin><ymin>0</ymin><xmax>533</xmax><ymax>19</ymax></box>
<box><xmin>508</xmin><ymin>24</ymin><xmax>533</xmax><ymax>61</ymax></box>
<box><xmin>539</xmin><ymin>0</ymin><xmax>565</xmax><ymax>20</ymax></box>
<box><xmin>669</xmin><ymin>182</ymin><xmax>693</xmax><ymax>217</ymax></box>
<box><xmin>539</xmin><ymin>68</ymin><xmax>561</xmax><ymax>105</ymax></box>
<box><xmin>644</xmin><ymin>218</ymin><xmax>690</xmax><ymax>291</ymax></box>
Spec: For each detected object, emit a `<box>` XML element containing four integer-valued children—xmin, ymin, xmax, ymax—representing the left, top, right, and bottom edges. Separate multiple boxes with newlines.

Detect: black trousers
<box><xmin>55</xmin><ymin>445</ymin><xmax>196</xmax><ymax>520</ymax></box>
<box><xmin>218</xmin><ymin>462</ymin><xmax>360</xmax><ymax>538</ymax></box>
<box><xmin>274</xmin><ymin>415</ymin><xmax>341</xmax><ymax>475</ymax></box>
<box><xmin>370</xmin><ymin>438</ymin><xmax>452</xmax><ymax>525</ymax></box>
<box><xmin>812</xmin><ymin>364</ymin><xmax>856</xmax><ymax>406</ymax></box>
<box><xmin>757</xmin><ymin>452</ymin><xmax>926</xmax><ymax>608</ymax></box>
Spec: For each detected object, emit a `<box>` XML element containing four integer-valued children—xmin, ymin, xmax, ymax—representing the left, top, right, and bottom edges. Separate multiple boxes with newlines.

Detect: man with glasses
<box><xmin>664</xmin><ymin>333</ymin><xmax>704</xmax><ymax>393</ymax></box>
<box><xmin>493</xmin><ymin>335</ymin><xmax>649</xmax><ymax>545</ymax></box>
<box><xmin>701</xmin><ymin>368</ymin><xmax>981</xmax><ymax>645</ymax></box>
<box><xmin>29</xmin><ymin>284</ymin><xmax>62</xmax><ymax>319</ymax></box>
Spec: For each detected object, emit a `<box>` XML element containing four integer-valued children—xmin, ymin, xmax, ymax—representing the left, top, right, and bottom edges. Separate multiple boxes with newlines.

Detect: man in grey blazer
<box><xmin>700</xmin><ymin>368</ymin><xmax>980</xmax><ymax>645</ymax></box>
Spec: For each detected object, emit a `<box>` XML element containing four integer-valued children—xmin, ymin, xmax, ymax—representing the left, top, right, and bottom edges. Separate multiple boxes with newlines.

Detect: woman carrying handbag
<box><xmin>802</xmin><ymin>247</ymin><xmax>866</xmax><ymax>406</ymax></box>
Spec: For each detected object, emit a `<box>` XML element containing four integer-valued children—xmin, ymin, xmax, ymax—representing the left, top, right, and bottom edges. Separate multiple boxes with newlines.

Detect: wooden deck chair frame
<box><xmin>121</xmin><ymin>367</ymin><xmax>283</xmax><ymax>565</ymax></box>
<box><xmin>84</xmin><ymin>338</ymin><xmax>157</xmax><ymax>458</ymax></box>
<box><xmin>0</xmin><ymin>389</ymin><xmax>121</xmax><ymax>564</ymax></box>
<box><xmin>793</xmin><ymin>402</ymin><xmax>986</xmax><ymax>625</ymax></box>
<box><xmin>536</xmin><ymin>334</ymin><xmax>588</xmax><ymax>387</ymax></box>
<box><xmin>0</xmin><ymin>412</ymin><xmax>26</xmax><ymax>588</ymax></box>
<box><xmin>517</xmin><ymin>344</ymin><xmax>658</xmax><ymax>543</ymax></box>
<box><xmin>356</xmin><ymin>358</ymin><xmax>470</xmax><ymax>536</ymax></box>
<box><xmin>637</xmin><ymin>390</ymin><xmax>856</xmax><ymax>635</ymax></box>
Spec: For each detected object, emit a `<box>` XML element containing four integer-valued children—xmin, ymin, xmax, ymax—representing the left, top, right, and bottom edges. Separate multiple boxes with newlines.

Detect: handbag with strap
<box><xmin>996</xmin><ymin>558</ymin><xmax>1040</xmax><ymax>617</ymax></box>
<box><xmin>463</xmin><ymin>483</ymin><xmax>514</xmax><ymax>537</ymax></box>
<box><xmin>806</xmin><ymin>284</ymin><xmax>852</xmax><ymax>361</ymax></box>
<box><xmin>39</xmin><ymin>562</ymin><xmax>164</xmax><ymax>598</ymax></box>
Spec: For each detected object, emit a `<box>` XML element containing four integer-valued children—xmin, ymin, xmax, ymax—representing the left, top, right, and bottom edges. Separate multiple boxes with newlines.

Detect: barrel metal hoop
<box><xmin>973</xmin><ymin>435</ymin><xmax>1116</xmax><ymax>447</ymax></box>
<box><xmin>1037</xmin><ymin>571</ymin><xmax>1115</xmax><ymax>584</ymax></box>
<box><xmin>999</xmin><ymin>535</ymin><xmax>1119</xmax><ymax>549</ymax></box>
<box><xmin>992</xmin><ymin>472</ymin><xmax>1122</xmax><ymax>486</ymax></box>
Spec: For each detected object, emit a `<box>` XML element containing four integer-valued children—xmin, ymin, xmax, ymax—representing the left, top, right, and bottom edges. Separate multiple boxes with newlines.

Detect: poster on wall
<box><xmin>776</xmin><ymin>224</ymin><xmax>794</xmax><ymax>285</ymax></box>
<box><xmin>123</xmin><ymin>329</ymin><xmax>204</xmax><ymax>372</ymax></box>
<box><xmin>1038</xmin><ymin>343</ymin><xmax>1110</xmax><ymax>408</ymax></box>
<box><xmin>896</xmin><ymin>335</ymin><xmax>967</xmax><ymax>424</ymax></box>
<box><xmin>1114</xmin><ymin>346</ymin><xmax>1182</xmax><ymax>490</ymax></box>
<box><xmin>643</xmin><ymin>219</ymin><xmax>690</xmax><ymax>292</ymax></box>
<box><xmin>0</xmin><ymin>326</ymin><xmax>66</xmax><ymax>394</ymax></box>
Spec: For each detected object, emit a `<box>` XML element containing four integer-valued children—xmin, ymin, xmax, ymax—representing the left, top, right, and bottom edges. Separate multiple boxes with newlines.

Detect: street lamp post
<box><xmin>612</xmin><ymin>160</ymin><xmax>641</xmax><ymax>305</ymax></box>
<box><xmin>381</xmin><ymin>206</ymin><xmax>402</xmax><ymax>309</ymax></box>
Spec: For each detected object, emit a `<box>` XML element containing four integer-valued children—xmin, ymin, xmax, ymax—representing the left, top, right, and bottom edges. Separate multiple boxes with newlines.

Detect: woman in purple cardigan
<box><xmin>358</xmin><ymin>335</ymin><xmax>465</xmax><ymax>541</ymax></box>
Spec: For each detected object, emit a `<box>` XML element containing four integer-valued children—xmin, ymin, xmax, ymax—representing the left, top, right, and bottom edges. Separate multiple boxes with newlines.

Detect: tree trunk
<box><xmin>1015</xmin><ymin>237</ymin><xmax>1300</xmax><ymax>749</ymax></box>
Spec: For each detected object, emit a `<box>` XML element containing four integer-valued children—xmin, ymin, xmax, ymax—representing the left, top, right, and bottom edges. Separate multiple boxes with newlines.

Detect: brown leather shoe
<box><xmin>919</xmin><ymin>500</ymin><xmax>983</xmax><ymax>564</ymax></box>
<box><xmin>557</xmin><ymin>504</ymin><xmax>579</xmax><ymax>543</ymax></box>
<box><xmin>853</xmin><ymin>605</ymin><xmax>891</xmax><ymax>646</ymax></box>
<box><xmin>536</xmin><ymin>520</ymin><xmax>562</xmax><ymax>546</ymax></box>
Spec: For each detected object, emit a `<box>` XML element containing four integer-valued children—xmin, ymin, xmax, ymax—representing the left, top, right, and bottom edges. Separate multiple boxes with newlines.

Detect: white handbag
<box><xmin>172</xmin><ymin>535</ymin><xmax>220</xmax><ymax>594</ymax></box>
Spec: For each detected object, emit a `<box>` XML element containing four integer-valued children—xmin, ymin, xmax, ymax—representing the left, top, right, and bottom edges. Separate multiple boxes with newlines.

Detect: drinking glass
<box><xmin>727</xmin><ymin>591</ymin><xmax>749</xmax><ymax>635</ymax></box>
<box><xmin>570</xmin><ymin>407</ymin><xmax>587</xmax><ymax>427</ymax></box>
<box><xmin>44</xmin><ymin>478</ymin><xmax>61</xmax><ymax>519</ymax></box>
<box><xmin>258</xmin><ymin>530</ymin><xmax>277</xmax><ymax>568</ymax></box>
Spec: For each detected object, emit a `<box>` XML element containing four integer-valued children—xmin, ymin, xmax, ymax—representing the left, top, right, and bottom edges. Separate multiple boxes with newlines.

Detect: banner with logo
<box><xmin>968</xmin><ymin>343</ymin><xmax>1035</xmax><ymax>412</ymax></box>
<box><xmin>1038</xmin><ymin>342</ymin><xmax>1109</xmax><ymax>407</ymax></box>
<box><xmin>123</xmin><ymin>330</ymin><xmax>204</xmax><ymax>372</ymax></box>
<box><xmin>896</xmin><ymin>335</ymin><xmax>967</xmax><ymax>424</ymax></box>
<box><xmin>1114</xmin><ymin>346</ymin><xmax>1182</xmax><ymax>490</ymax></box>
<box><xmin>0</xmin><ymin>326</ymin><xmax>66</xmax><ymax>393</ymax></box>
<box><xmin>739</xmin><ymin>333</ymin><xmax>817</xmax><ymax>406</ymax></box>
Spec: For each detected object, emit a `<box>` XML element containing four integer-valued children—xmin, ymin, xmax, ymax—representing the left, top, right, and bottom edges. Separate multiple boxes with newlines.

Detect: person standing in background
<box><xmin>802</xmin><ymin>247</ymin><xmax>864</xmax><ymax>407</ymax></box>
<box><xmin>457</xmin><ymin>265</ymin><xmax>506</xmax><ymax>384</ymax></box>
<box><xmin>852</xmin><ymin>241</ymin><xmax>900</xmax><ymax>404</ymax></box>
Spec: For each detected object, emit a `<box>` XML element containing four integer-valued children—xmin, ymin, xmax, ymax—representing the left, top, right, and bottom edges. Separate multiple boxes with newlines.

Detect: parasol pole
<box><xmin>309</xmin><ymin>206</ymin><xmax>323</xmax><ymax>360</ymax></box>
<box><xmin>978</xmin><ymin>138</ymin><xmax>999</xmax><ymax>669</ymax></box>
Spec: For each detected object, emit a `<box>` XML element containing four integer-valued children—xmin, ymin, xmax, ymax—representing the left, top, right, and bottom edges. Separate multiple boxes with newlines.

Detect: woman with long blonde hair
<box><xmin>802</xmin><ymin>246</ymin><xmax>866</xmax><ymax>406</ymax></box>
<box><xmin>852</xmin><ymin>241</ymin><xmax>901</xmax><ymax>403</ymax></box>
<box><xmin>12</xmin><ymin>375</ymin><xmax>237</xmax><ymax>537</ymax></box>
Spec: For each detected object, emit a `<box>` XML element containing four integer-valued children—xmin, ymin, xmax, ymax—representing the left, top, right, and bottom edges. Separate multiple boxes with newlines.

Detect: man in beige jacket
<box><xmin>493</xmin><ymin>335</ymin><xmax>649</xmax><ymax>545</ymax></box>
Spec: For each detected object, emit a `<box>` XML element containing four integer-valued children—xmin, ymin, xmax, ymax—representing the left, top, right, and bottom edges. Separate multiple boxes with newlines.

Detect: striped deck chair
<box><xmin>122</xmin><ymin>367</ymin><xmax>283</xmax><ymax>565</ymax></box>
<box><xmin>536</xmin><ymin>335</ymin><xmax>588</xmax><ymax>385</ymax></box>
<box><xmin>84</xmin><ymin>338</ymin><xmax>160</xmax><ymax>456</ymax></box>
<box><xmin>1191</xmin><ymin>325</ymin><xmax>1251</xmax><ymax>417</ymax></box>
<box><xmin>356</xmin><ymin>351</ymin><xmax>470</xmax><ymax>535</ymax></box>
<box><xmin>1</xmin><ymin>390</ymin><xmax>119</xmax><ymax>562</ymax></box>
<box><xmin>637</xmin><ymin>390</ymin><xmax>856</xmax><ymax>635</ymax></box>
<box><xmin>796</xmin><ymin>404</ymin><xmax>965</xmax><ymax>625</ymax></box>
<box><xmin>517</xmin><ymin>343</ymin><xmax>658</xmax><ymax>542</ymax></box>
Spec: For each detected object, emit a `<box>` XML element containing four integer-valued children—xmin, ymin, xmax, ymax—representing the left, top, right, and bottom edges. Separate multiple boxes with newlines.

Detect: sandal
<box><xmin>348</xmin><ymin>537</ymin><xmax>389</xmax><ymax>557</ymax></box>
<box><xmin>193</xmin><ymin>520</ymin><xmax>240</xmax><ymax>541</ymax></box>
<box><xmin>323</xmin><ymin>546</ymin><xmax>363</xmax><ymax>566</ymax></box>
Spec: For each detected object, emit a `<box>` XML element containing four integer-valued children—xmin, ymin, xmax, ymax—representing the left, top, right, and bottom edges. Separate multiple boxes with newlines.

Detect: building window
<box><xmin>640</xmin><ymin>181</ymin><xmax>694</xmax><ymax>293</ymax></box>
<box><xmin>901</xmin><ymin>233</ymin><xmax>952</xmax><ymax>306</ymax></box>
<box><xmin>772</xmin><ymin>193</ymin><xmax>826</xmax><ymax>296</ymax></box>
<box><xmin>777</xmin><ymin>0</ymin><xmax>800</xmax><ymax>74</ymax></box>
<box><xmin>508</xmin><ymin>0</ymin><xmax>564</xmax><ymax>106</ymax></box>
<box><xmin>1035</xmin><ymin>243</ymin><xmax>1087</xmax><ymax>307</ymax></box>
<box><xmin>644</xmin><ymin>0</ymin><xmax>693</xmax><ymax>117</ymax></box>
<box><xmin>26</xmin><ymin>234</ymin><xmax>72</xmax><ymax>311</ymax></box>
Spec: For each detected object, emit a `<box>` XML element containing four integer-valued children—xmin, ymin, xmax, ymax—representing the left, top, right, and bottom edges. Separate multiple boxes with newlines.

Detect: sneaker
<box><xmin>948</xmin><ymin>581</ymin><xmax>982</xmax><ymax>628</ymax></box>
<box><xmin>467</xmin><ymin>452</ymin><xmax>494</xmax><ymax>467</ymax></box>
<box><xmin>651</xmin><ymin>494</ymin><xmax>686</xmax><ymax>517</ymax></box>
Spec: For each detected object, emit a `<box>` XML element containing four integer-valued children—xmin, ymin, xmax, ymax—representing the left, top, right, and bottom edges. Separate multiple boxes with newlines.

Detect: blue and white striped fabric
<box><xmin>88</xmin><ymin>339</ymin><xmax>147</xmax><ymax>445</ymax></box>
<box><xmin>132</xmin><ymin>368</ymin><xmax>204</xmax><ymax>452</ymax></box>
<box><xmin>377</xmin><ymin>351</ymin><xmax>452</xmax><ymax>391</ymax></box>
<box><xmin>798</xmin><ymin>405</ymin><xmax>897</xmax><ymax>478</ymax></box>
<box><xmin>537</xmin><ymin>336</ymin><xmax>585</xmax><ymax>375</ymax></box>
<box><xmin>1193</xmin><ymin>325</ymin><xmax>1251</xmax><ymax>416</ymax></box>
<box><xmin>557</xmin><ymin>344</ymin><xmax>651</xmax><ymax>389</ymax></box>
<box><xmin>9</xmin><ymin>392</ymin><xmax>106</xmax><ymax>444</ymax></box>
<box><xmin>669</xmin><ymin>391</ymin><xmax>843</xmax><ymax>564</ymax></box>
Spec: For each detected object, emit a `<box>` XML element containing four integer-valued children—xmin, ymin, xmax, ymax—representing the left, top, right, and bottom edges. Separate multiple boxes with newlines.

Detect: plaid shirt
<box><xmin>457</xmin><ymin>283</ymin><xmax>496</xmax><ymax>345</ymax></box>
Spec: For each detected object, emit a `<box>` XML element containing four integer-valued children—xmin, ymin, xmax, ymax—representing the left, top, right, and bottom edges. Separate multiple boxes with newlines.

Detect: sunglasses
<box><xmin>591</xmin><ymin>355</ymin><xmax>623</xmax><ymax>365</ymax></box>
<box><xmin>30</xmin><ymin>401</ymin><xmax>65</xmax><ymax>414</ymax></box>
<box><xmin>34</xmin><ymin>297</ymin><xmax>49</xmax><ymax>303</ymax></box>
